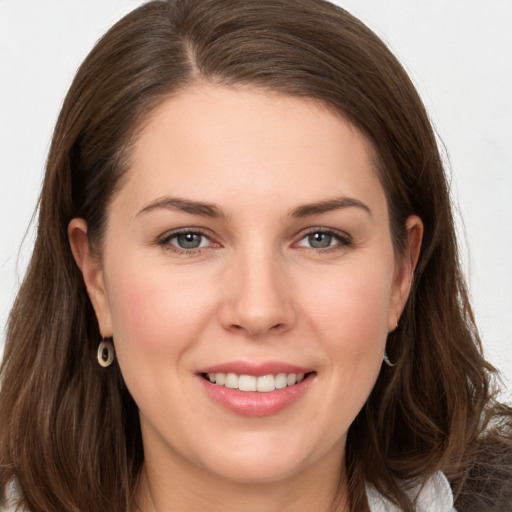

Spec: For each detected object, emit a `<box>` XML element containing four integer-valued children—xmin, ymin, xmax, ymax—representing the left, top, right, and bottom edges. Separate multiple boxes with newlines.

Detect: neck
<box><xmin>133</xmin><ymin>449</ymin><xmax>350</xmax><ymax>512</ymax></box>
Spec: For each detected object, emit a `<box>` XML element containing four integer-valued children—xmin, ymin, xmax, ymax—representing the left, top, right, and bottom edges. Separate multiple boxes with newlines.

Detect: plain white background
<box><xmin>1</xmin><ymin>1</ymin><xmax>511</xmax><ymax>395</ymax></box>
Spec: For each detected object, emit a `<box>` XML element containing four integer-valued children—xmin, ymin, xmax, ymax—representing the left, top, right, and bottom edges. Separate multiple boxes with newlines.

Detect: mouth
<box><xmin>197</xmin><ymin>363</ymin><xmax>316</xmax><ymax>416</ymax></box>
<box><xmin>200</xmin><ymin>371</ymin><xmax>313</xmax><ymax>392</ymax></box>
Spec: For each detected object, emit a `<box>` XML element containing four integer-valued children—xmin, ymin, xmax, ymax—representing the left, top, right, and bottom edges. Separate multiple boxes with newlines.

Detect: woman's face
<box><xmin>72</xmin><ymin>85</ymin><xmax>420</xmax><ymax>486</ymax></box>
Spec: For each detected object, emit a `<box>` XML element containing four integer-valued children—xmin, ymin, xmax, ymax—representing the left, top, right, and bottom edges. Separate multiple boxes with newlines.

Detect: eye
<box><xmin>296</xmin><ymin>229</ymin><xmax>352</xmax><ymax>250</ymax></box>
<box><xmin>305</xmin><ymin>232</ymin><xmax>334</xmax><ymax>249</ymax></box>
<box><xmin>157</xmin><ymin>229</ymin><xmax>217</xmax><ymax>253</ymax></box>
<box><xmin>173</xmin><ymin>232</ymin><xmax>208</xmax><ymax>249</ymax></box>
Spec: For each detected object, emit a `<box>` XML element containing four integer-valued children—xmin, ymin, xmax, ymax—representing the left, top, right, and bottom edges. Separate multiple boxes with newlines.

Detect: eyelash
<box><xmin>157</xmin><ymin>228</ymin><xmax>218</xmax><ymax>256</ymax></box>
<box><xmin>156</xmin><ymin>227</ymin><xmax>353</xmax><ymax>255</ymax></box>
<box><xmin>295</xmin><ymin>227</ymin><xmax>353</xmax><ymax>252</ymax></box>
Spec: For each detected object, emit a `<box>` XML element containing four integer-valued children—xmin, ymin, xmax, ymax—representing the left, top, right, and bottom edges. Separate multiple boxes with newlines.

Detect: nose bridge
<box><xmin>221</xmin><ymin>241</ymin><xmax>295</xmax><ymax>337</ymax></box>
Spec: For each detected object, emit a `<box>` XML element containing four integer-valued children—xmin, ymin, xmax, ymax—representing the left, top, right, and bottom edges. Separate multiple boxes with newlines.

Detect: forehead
<box><xmin>113</xmin><ymin>85</ymin><xmax>386</xmax><ymax>218</ymax></box>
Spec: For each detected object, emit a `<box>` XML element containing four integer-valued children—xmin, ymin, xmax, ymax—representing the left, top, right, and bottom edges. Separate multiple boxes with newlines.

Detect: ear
<box><xmin>389</xmin><ymin>215</ymin><xmax>423</xmax><ymax>331</ymax></box>
<box><xmin>68</xmin><ymin>218</ymin><xmax>113</xmax><ymax>337</ymax></box>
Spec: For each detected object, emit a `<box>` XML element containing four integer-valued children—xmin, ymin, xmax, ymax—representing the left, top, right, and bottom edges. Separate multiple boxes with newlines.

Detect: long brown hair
<box><xmin>1</xmin><ymin>1</ymin><xmax>510</xmax><ymax>510</ymax></box>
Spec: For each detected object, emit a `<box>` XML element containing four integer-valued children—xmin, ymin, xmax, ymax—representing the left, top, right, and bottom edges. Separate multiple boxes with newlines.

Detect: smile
<box><xmin>197</xmin><ymin>363</ymin><xmax>316</xmax><ymax>416</ymax></box>
<box><xmin>203</xmin><ymin>372</ymin><xmax>306</xmax><ymax>392</ymax></box>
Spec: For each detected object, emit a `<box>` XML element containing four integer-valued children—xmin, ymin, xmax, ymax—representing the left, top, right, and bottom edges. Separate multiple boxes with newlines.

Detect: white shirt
<box><xmin>367</xmin><ymin>471</ymin><xmax>456</xmax><ymax>511</ymax></box>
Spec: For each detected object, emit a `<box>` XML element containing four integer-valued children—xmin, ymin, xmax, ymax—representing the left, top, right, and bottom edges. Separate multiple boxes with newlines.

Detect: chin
<box><xmin>190</xmin><ymin>428</ymin><xmax>339</xmax><ymax>485</ymax></box>
<box><xmin>202</xmin><ymin>454</ymin><xmax>307</xmax><ymax>485</ymax></box>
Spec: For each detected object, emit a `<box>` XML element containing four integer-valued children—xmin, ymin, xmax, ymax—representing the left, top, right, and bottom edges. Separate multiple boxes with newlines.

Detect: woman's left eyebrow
<box><xmin>290</xmin><ymin>197</ymin><xmax>372</xmax><ymax>218</ymax></box>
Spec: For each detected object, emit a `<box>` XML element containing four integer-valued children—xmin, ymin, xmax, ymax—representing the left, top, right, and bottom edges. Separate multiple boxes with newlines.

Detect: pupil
<box><xmin>177</xmin><ymin>233</ymin><xmax>201</xmax><ymax>249</ymax></box>
<box><xmin>309</xmin><ymin>232</ymin><xmax>332</xmax><ymax>248</ymax></box>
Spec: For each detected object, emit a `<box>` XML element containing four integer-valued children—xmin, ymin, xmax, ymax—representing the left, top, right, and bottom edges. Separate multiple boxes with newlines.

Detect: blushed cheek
<box><xmin>107</xmin><ymin>269</ymin><xmax>216</xmax><ymax>356</ymax></box>
<box><xmin>304</xmin><ymin>272</ymin><xmax>391</xmax><ymax>353</ymax></box>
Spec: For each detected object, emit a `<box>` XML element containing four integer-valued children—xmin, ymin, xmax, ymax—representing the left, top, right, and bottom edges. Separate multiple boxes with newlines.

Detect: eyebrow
<box><xmin>136</xmin><ymin>197</ymin><xmax>227</xmax><ymax>219</ymax></box>
<box><xmin>290</xmin><ymin>197</ymin><xmax>372</xmax><ymax>218</ymax></box>
<box><xmin>136</xmin><ymin>195</ymin><xmax>371</xmax><ymax>219</ymax></box>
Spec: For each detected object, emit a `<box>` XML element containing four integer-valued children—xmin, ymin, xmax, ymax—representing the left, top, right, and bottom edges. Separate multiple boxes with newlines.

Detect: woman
<box><xmin>1</xmin><ymin>0</ymin><xmax>511</xmax><ymax>510</ymax></box>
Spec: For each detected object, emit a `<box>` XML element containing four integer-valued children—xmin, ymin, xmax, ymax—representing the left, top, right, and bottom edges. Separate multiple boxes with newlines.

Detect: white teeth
<box><xmin>225</xmin><ymin>373</ymin><xmax>238</xmax><ymax>389</ymax></box>
<box><xmin>238</xmin><ymin>375</ymin><xmax>257</xmax><ymax>391</ymax></box>
<box><xmin>287</xmin><ymin>373</ymin><xmax>297</xmax><ymax>386</ymax></box>
<box><xmin>275</xmin><ymin>373</ymin><xmax>288</xmax><ymax>389</ymax></box>
<box><xmin>256</xmin><ymin>374</ymin><xmax>276</xmax><ymax>392</ymax></box>
<box><xmin>206</xmin><ymin>372</ymin><xmax>309</xmax><ymax>392</ymax></box>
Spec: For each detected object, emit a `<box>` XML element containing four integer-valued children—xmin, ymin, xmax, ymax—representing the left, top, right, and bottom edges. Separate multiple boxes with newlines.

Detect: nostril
<box><xmin>227</xmin><ymin>322</ymin><xmax>285</xmax><ymax>336</ymax></box>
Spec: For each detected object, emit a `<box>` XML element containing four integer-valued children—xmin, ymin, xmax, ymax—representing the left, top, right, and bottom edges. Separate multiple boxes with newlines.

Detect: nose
<box><xmin>220</xmin><ymin>249</ymin><xmax>296</xmax><ymax>338</ymax></box>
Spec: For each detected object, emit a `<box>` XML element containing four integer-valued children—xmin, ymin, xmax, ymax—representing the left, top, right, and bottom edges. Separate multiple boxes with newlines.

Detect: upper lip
<box><xmin>196</xmin><ymin>361</ymin><xmax>313</xmax><ymax>377</ymax></box>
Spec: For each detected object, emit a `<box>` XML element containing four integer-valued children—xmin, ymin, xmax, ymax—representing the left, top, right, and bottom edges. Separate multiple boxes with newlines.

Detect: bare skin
<box><xmin>135</xmin><ymin>444</ymin><xmax>349</xmax><ymax>512</ymax></box>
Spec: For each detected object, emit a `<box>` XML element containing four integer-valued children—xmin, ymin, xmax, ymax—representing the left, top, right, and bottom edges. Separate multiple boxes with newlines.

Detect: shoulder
<box><xmin>366</xmin><ymin>471</ymin><xmax>456</xmax><ymax>512</ymax></box>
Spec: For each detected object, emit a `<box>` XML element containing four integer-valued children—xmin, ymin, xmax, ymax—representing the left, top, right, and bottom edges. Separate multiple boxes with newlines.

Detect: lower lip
<box><xmin>198</xmin><ymin>374</ymin><xmax>315</xmax><ymax>417</ymax></box>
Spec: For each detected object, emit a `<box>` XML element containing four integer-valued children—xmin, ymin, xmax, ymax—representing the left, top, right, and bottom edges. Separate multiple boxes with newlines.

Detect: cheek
<box><xmin>104</xmin><ymin>262</ymin><xmax>217</xmax><ymax>357</ymax></box>
<box><xmin>301</xmin><ymin>263</ymin><xmax>393</xmax><ymax>344</ymax></box>
<box><xmin>286</xmin><ymin>264</ymin><xmax>393</xmax><ymax>453</ymax></box>
<box><xmin>102</xmin><ymin>262</ymin><xmax>221</xmax><ymax>419</ymax></box>
<box><xmin>308</xmin><ymin>265</ymin><xmax>392</xmax><ymax>399</ymax></box>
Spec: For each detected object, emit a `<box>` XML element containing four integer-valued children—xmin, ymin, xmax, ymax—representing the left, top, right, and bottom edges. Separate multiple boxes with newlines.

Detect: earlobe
<box><xmin>390</xmin><ymin>215</ymin><xmax>424</xmax><ymax>328</ymax></box>
<box><xmin>68</xmin><ymin>218</ymin><xmax>113</xmax><ymax>337</ymax></box>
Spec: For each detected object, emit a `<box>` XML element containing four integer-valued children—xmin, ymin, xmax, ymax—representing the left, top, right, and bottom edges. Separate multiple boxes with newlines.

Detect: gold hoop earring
<box><xmin>97</xmin><ymin>338</ymin><xmax>115</xmax><ymax>368</ymax></box>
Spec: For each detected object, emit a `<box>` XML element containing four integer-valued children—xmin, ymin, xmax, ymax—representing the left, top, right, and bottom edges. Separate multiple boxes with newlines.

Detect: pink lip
<box><xmin>196</xmin><ymin>361</ymin><xmax>315</xmax><ymax>417</ymax></box>
<box><xmin>197</xmin><ymin>360</ymin><xmax>312</xmax><ymax>377</ymax></box>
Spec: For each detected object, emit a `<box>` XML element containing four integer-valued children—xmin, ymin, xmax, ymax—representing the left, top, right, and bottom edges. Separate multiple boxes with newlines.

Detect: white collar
<box><xmin>366</xmin><ymin>471</ymin><xmax>456</xmax><ymax>511</ymax></box>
